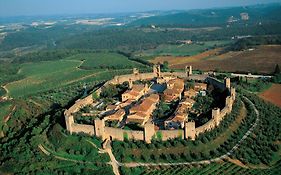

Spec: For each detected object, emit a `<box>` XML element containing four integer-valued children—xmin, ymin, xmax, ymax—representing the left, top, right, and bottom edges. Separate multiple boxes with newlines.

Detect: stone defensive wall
<box><xmin>159</xmin><ymin>130</ymin><xmax>184</xmax><ymax>141</ymax></box>
<box><xmin>104</xmin><ymin>127</ymin><xmax>144</xmax><ymax>141</ymax></box>
<box><xmin>109</xmin><ymin>72</ymin><xmax>208</xmax><ymax>85</ymax></box>
<box><xmin>64</xmin><ymin>67</ymin><xmax>236</xmax><ymax>143</ymax></box>
<box><xmin>64</xmin><ymin>94</ymin><xmax>94</xmax><ymax>135</ymax></box>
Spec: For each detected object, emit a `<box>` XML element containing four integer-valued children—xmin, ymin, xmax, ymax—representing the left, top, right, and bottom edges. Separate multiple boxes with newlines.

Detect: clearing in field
<box><xmin>259</xmin><ymin>84</ymin><xmax>281</xmax><ymax>108</ymax></box>
<box><xmin>151</xmin><ymin>45</ymin><xmax>281</xmax><ymax>74</ymax></box>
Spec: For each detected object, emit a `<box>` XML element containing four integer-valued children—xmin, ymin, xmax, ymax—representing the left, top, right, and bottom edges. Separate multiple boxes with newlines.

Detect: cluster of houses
<box><xmin>164</xmin><ymin>82</ymin><xmax>208</xmax><ymax>129</ymax></box>
<box><xmin>163</xmin><ymin>78</ymin><xmax>185</xmax><ymax>102</ymax></box>
<box><xmin>103</xmin><ymin>76</ymin><xmax>208</xmax><ymax>130</ymax></box>
<box><xmin>126</xmin><ymin>93</ymin><xmax>160</xmax><ymax>125</ymax></box>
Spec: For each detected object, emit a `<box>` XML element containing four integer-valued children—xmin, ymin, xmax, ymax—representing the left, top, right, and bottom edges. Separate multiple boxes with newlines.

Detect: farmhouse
<box><xmin>104</xmin><ymin>109</ymin><xmax>126</xmax><ymax>122</ymax></box>
<box><xmin>165</xmin><ymin>96</ymin><xmax>195</xmax><ymax>129</ymax></box>
<box><xmin>180</xmin><ymin>98</ymin><xmax>195</xmax><ymax>109</ymax></box>
<box><xmin>163</xmin><ymin>78</ymin><xmax>185</xmax><ymax>102</ymax></box>
<box><xmin>127</xmin><ymin>94</ymin><xmax>160</xmax><ymax>125</ymax></box>
<box><xmin>106</xmin><ymin>104</ymin><xmax>120</xmax><ymax>111</ymax></box>
<box><xmin>121</xmin><ymin>84</ymin><xmax>149</xmax><ymax>102</ymax></box>
<box><xmin>165</xmin><ymin>113</ymin><xmax>187</xmax><ymax>129</ymax></box>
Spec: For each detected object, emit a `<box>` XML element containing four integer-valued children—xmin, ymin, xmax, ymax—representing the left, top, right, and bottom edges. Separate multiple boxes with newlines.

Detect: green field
<box><xmin>66</xmin><ymin>52</ymin><xmax>145</xmax><ymax>69</ymax></box>
<box><xmin>5</xmin><ymin>52</ymin><xmax>142</xmax><ymax>98</ymax></box>
<box><xmin>135</xmin><ymin>40</ymin><xmax>230</xmax><ymax>58</ymax></box>
<box><xmin>122</xmin><ymin>161</ymin><xmax>281</xmax><ymax>175</ymax></box>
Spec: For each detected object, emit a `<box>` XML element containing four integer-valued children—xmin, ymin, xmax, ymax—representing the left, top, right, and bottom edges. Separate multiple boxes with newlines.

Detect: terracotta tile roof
<box><xmin>106</xmin><ymin>109</ymin><xmax>125</xmax><ymax>121</ymax></box>
<box><xmin>182</xmin><ymin>98</ymin><xmax>195</xmax><ymax>105</ymax></box>
<box><xmin>184</xmin><ymin>89</ymin><xmax>198</xmax><ymax>98</ymax></box>
<box><xmin>131</xmin><ymin>98</ymin><xmax>155</xmax><ymax>112</ymax></box>
<box><xmin>127</xmin><ymin>90</ymin><xmax>140</xmax><ymax>97</ymax></box>
<box><xmin>126</xmin><ymin>118</ymin><xmax>145</xmax><ymax>124</ymax></box>
<box><xmin>166</xmin><ymin>113</ymin><xmax>187</xmax><ymax>122</ymax></box>
<box><xmin>106</xmin><ymin>105</ymin><xmax>118</xmax><ymax>111</ymax></box>
<box><xmin>164</xmin><ymin>78</ymin><xmax>184</xmax><ymax>102</ymax></box>
<box><xmin>132</xmin><ymin>84</ymin><xmax>146</xmax><ymax>92</ymax></box>
<box><xmin>127</xmin><ymin>112</ymin><xmax>147</xmax><ymax>124</ymax></box>
<box><xmin>147</xmin><ymin>94</ymin><xmax>160</xmax><ymax>103</ymax></box>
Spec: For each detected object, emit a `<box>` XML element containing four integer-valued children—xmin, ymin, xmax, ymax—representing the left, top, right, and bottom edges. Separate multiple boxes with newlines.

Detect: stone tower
<box><xmin>185</xmin><ymin>65</ymin><xmax>192</xmax><ymax>77</ymax></box>
<box><xmin>133</xmin><ymin>68</ymin><xmax>139</xmax><ymax>75</ymax></box>
<box><xmin>64</xmin><ymin>112</ymin><xmax>74</xmax><ymax>134</ymax></box>
<box><xmin>225</xmin><ymin>77</ymin><xmax>231</xmax><ymax>89</ymax></box>
<box><xmin>128</xmin><ymin>78</ymin><xmax>133</xmax><ymax>89</ymax></box>
<box><xmin>212</xmin><ymin>108</ymin><xmax>221</xmax><ymax>126</ymax></box>
<box><xmin>225</xmin><ymin>96</ymin><xmax>233</xmax><ymax>112</ymax></box>
<box><xmin>189</xmin><ymin>65</ymin><xmax>192</xmax><ymax>76</ymax></box>
<box><xmin>184</xmin><ymin>121</ymin><xmax>196</xmax><ymax>140</ymax></box>
<box><xmin>144</xmin><ymin>122</ymin><xmax>155</xmax><ymax>143</ymax></box>
<box><xmin>153</xmin><ymin>64</ymin><xmax>161</xmax><ymax>77</ymax></box>
<box><xmin>185</xmin><ymin>66</ymin><xmax>189</xmax><ymax>77</ymax></box>
<box><xmin>114</xmin><ymin>76</ymin><xmax>120</xmax><ymax>84</ymax></box>
<box><xmin>94</xmin><ymin>119</ymin><xmax>105</xmax><ymax>139</ymax></box>
<box><xmin>231</xmin><ymin>87</ymin><xmax>236</xmax><ymax>101</ymax></box>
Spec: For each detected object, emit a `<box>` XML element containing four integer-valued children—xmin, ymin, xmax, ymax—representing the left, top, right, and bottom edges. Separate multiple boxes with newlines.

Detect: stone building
<box><xmin>121</xmin><ymin>84</ymin><xmax>149</xmax><ymax>102</ymax></box>
<box><xmin>104</xmin><ymin>109</ymin><xmax>126</xmax><ymax>122</ymax></box>
<box><xmin>163</xmin><ymin>78</ymin><xmax>185</xmax><ymax>102</ymax></box>
<box><xmin>127</xmin><ymin>94</ymin><xmax>160</xmax><ymax>125</ymax></box>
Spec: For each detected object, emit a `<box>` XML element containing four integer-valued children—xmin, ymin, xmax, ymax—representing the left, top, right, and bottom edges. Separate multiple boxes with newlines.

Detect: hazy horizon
<box><xmin>0</xmin><ymin>0</ymin><xmax>281</xmax><ymax>17</ymax></box>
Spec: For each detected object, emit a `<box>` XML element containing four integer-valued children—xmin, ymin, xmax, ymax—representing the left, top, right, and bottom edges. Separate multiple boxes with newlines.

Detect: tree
<box><xmin>100</xmin><ymin>84</ymin><xmax>118</xmax><ymax>98</ymax></box>
<box><xmin>162</xmin><ymin>61</ymin><xmax>169</xmax><ymax>71</ymax></box>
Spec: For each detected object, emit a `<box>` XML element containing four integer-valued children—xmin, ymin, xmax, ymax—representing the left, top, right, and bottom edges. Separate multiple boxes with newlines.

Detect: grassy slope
<box><xmin>66</xmin><ymin>53</ymin><xmax>144</xmax><ymax>69</ymax></box>
<box><xmin>5</xmin><ymin>52</ymin><xmax>141</xmax><ymax>98</ymax></box>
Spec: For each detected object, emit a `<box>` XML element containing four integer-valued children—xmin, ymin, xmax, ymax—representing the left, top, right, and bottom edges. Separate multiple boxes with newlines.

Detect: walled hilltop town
<box><xmin>65</xmin><ymin>65</ymin><xmax>236</xmax><ymax>143</ymax></box>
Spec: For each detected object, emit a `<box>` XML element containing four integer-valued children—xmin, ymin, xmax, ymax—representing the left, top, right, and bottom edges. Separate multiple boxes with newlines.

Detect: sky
<box><xmin>0</xmin><ymin>0</ymin><xmax>281</xmax><ymax>17</ymax></box>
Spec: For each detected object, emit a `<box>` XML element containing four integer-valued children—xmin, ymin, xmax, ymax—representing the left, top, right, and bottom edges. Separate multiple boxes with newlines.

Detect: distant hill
<box><xmin>129</xmin><ymin>3</ymin><xmax>281</xmax><ymax>27</ymax></box>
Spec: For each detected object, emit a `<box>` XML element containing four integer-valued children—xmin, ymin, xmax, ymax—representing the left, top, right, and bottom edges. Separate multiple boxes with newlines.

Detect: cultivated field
<box><xmin>259</xmin><ymin>84</ymin><xmax>281</xmax><ymax>108</ymax></box>
<box><xmin>5</xmin><ymin>52</ymin><xmax>140</xmax><ymax>97</ymax></box>
<box><xmin>151</xmin><ymin>45</ymin><xmax>281</xmax><ymax>74</ymax></box>
<box><xmin>139</xmin><ymin>161</ymin><xmax>281</xmax><ymax>175</ymax></box>
<box><xmin>136</xmin><ymin>40</ymin><xmax>230</xmax><ymax>57</ymax></box>
<box><xmin>66</xmin><ymin>52</ymin><xmax>144</xmax><ymax>69</ymax></box>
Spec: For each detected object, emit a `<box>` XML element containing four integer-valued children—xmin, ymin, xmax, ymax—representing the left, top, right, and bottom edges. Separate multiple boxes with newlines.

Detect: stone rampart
<box><xmin>71</xmin><ymin>124</ymin><xmax>95</xmax><ymax>135</ymax></box>
<box><xmin>159</xmin><ymin>130</ymin><xmax>184</xmax><ymax>141</ymax></box>
<box><xmin>104</xmin><ymin>126</ymin><xmax>145</xmax><ymax>141</ymax></box>
<box><xmin>64</xmin><ymin>67</ymin><xmax>236</xmax><ymax>143</ymax></box>
<box><xmin>195</xmin><ymin>119</ymin><xmax>216</xmax><ymax>136</ymax></box>
<box><xmin>104</xmin><ymin>127</ymin><xmax>125</xmax><ymax>141</ymax></box>
<box><xmin>126</xmin><ymin>130</ymin><xmax>144</xmax><ymax>140</ymax></box>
